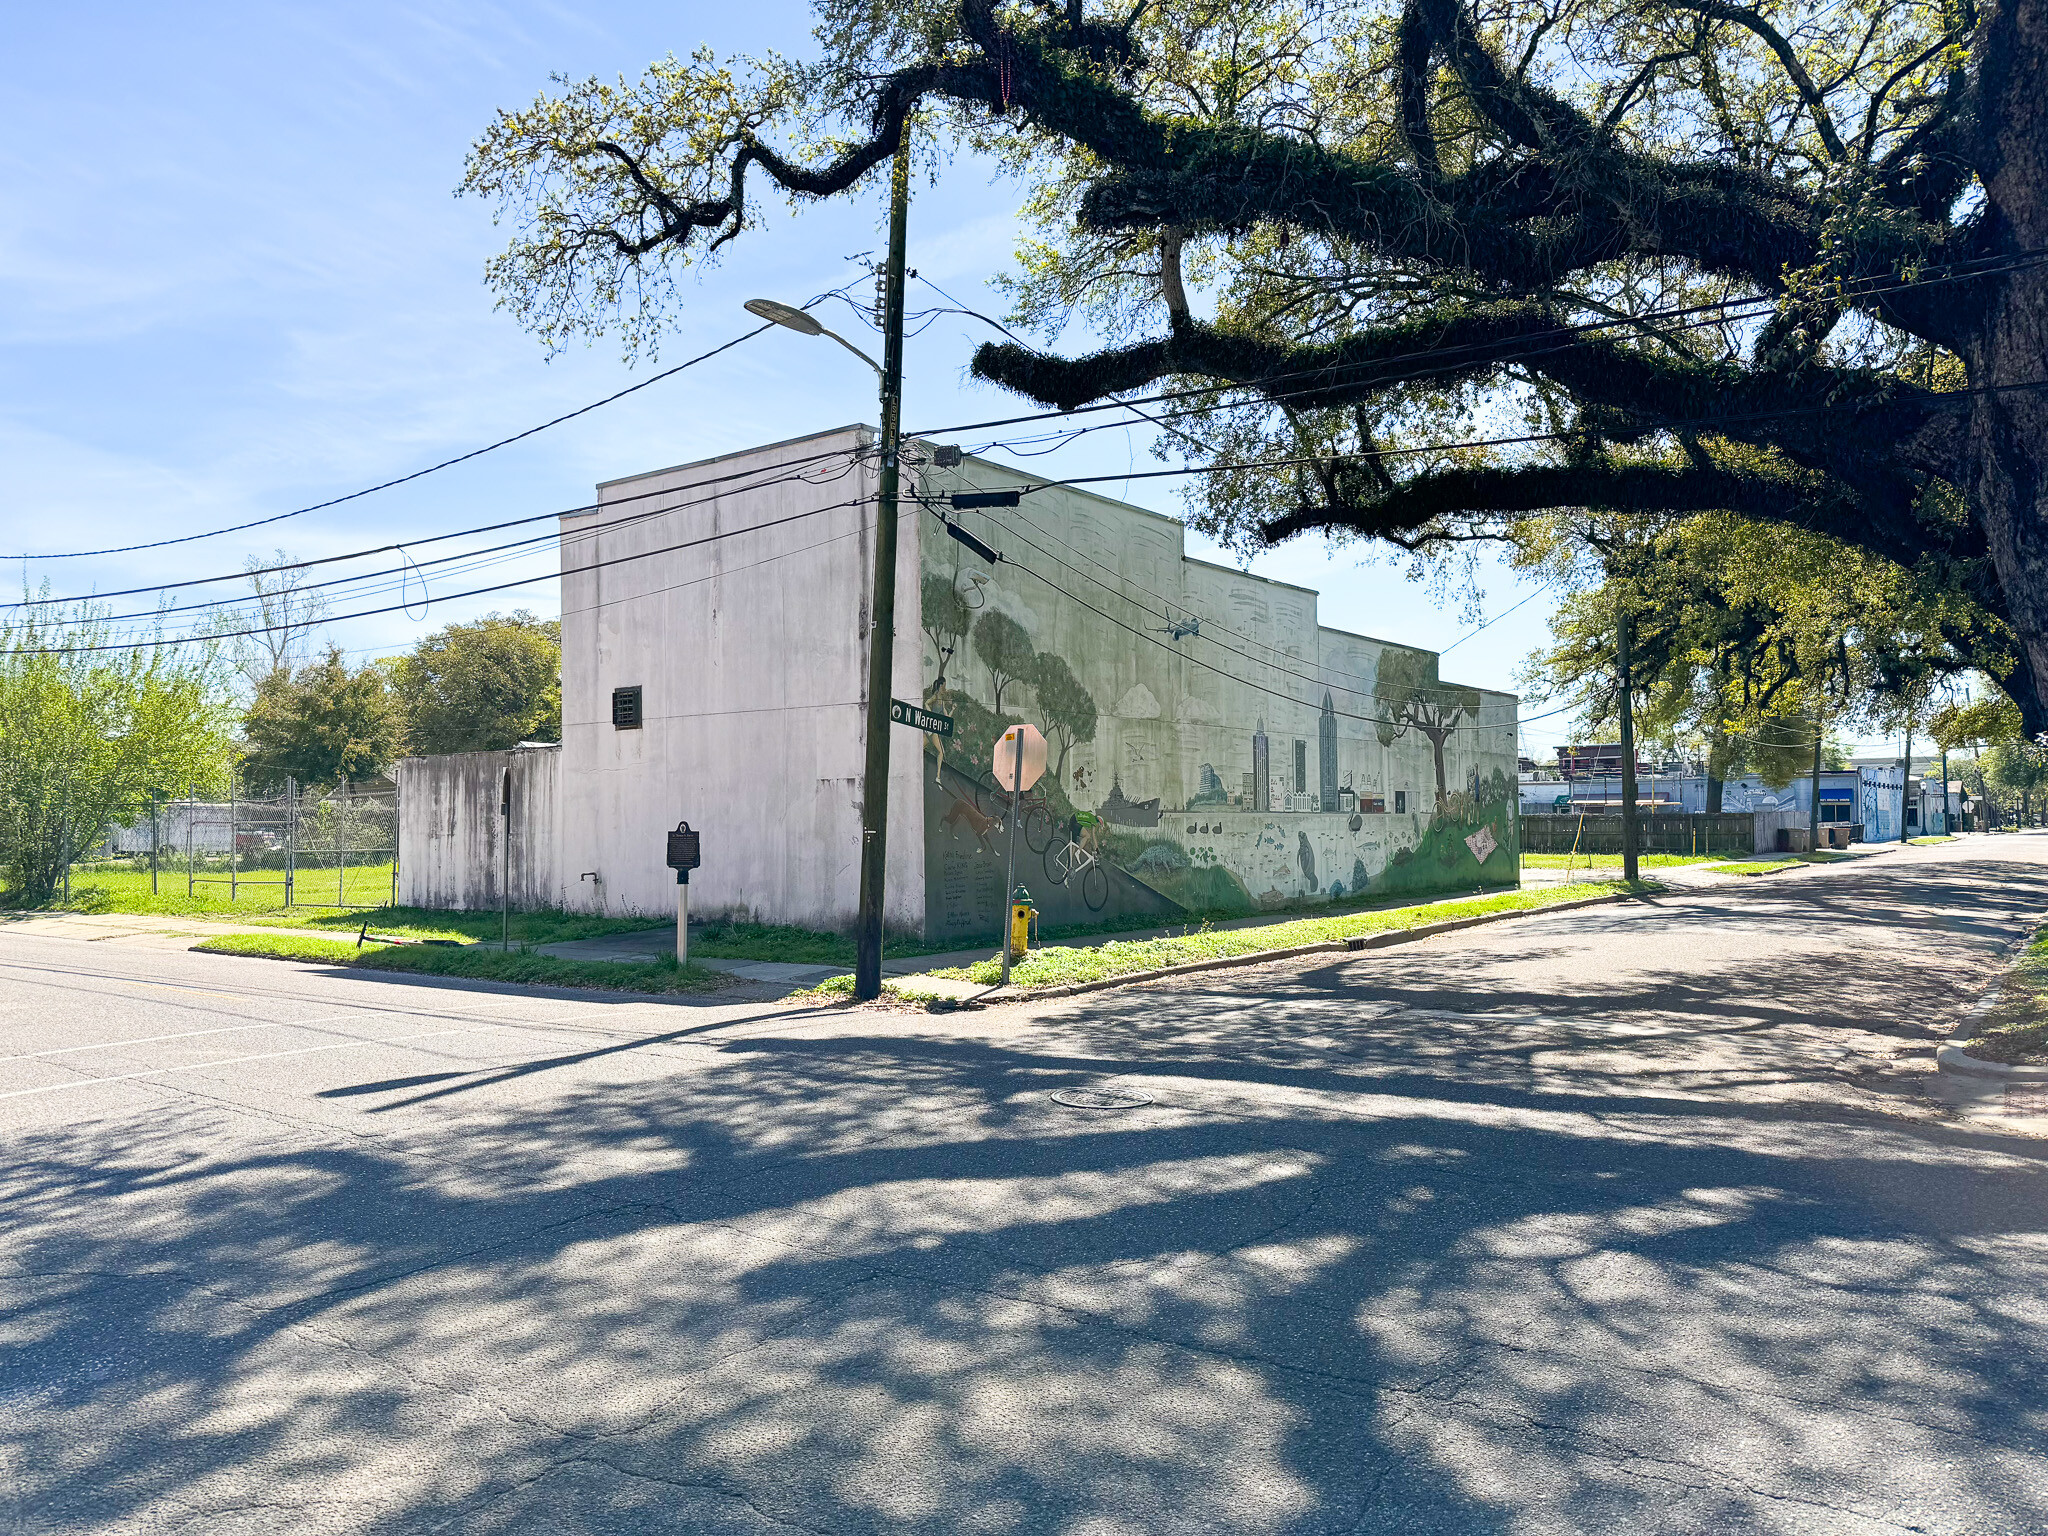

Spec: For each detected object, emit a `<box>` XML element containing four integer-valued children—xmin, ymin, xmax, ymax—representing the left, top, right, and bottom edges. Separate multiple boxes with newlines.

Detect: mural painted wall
<box><xmin>915</xmin><ymin>456</ymin><xmax>1520</xmax><ymax>941</ymax></box>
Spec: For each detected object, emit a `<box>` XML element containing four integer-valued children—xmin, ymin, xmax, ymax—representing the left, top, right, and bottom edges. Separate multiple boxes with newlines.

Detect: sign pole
<box><xmin>500</xmin><ymin>768</ymin><xmax>512</xmax><ymax>952</ymax></box>
<box><xmin>1000</xmin><ymin>727</ymin><xmax>1024</xmax><ymax>986</ymax></box>
<box><xmin>676</xmin><ymin>874</ymin><xmax>689</xmax><ymax>966</ymax></box>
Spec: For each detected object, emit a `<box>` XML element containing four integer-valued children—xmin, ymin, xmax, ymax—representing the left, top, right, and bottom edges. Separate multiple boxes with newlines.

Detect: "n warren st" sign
<box><xmin>888</xmin><ymin>699</ymin><xmax>953</xmax><ymax>736</ymax></box>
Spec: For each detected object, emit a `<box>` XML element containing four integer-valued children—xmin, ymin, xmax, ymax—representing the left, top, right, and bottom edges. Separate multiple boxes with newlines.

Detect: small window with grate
<box><xmin>611</xmin><ymin>685</ymin><xmax>643</xmax><ymax>730</ymax></box>
<box><xmin>1394</xmin><ymin>790</ymin><xmax>1407</xmax><ymax>815</ymax></box>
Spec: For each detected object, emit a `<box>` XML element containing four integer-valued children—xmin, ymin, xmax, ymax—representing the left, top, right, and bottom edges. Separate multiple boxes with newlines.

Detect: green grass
<box><xmin>1957</xmin><ymin>928</ymin><xmax>2048</xmax><ymax>1066</ymax></box>
<box><xmin>690</xmin><ymin>919</ymin><xmax>943</xmax><ymax>966</ymax></box>
<box><xmin>17</xmin><ymin>864</ymin><xmax>669</xmax><ymax>946</ymax></box>
<box><xmin>694</xmin><ymin>879</ymin><xmax>1526</xmax><ymax>963</ymax></box>
<box><xmin>922</xmin><ymin>880</ymin><xmax>1650</xmax><ymax>990</ymax></box>
<box><xmin>1520</xmin><ymin>852</ymin><xmax>1724</xmax><ymax>868</ymax></box>
<box><xmin>784</xmin><ymin>973</ymin><xmax>967</xmax><ymax>1009</ymax></box>
<box><xmin>1703</xmin><ymin>849</ymin><xmax>1857</xmax><ymax>876</ymax></box>
<box><xmin>1908</xmin><ymin>835</ymin><xmax>1957</xmax><ymax>845</ymax></box>
<box><xmin>191</xmin><ymin>930</ymin><xmax>734</xmax><ymax>993</ymax></box>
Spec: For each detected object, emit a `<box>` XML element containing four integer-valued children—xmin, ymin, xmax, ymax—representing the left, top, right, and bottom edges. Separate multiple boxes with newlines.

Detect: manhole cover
<box><xmin>1051</xmin><ymin>1087</ymin><xmax>1154</xmax><ymax>1110</ymax></box>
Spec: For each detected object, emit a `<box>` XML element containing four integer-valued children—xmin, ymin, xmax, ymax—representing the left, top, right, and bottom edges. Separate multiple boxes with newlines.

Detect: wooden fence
<box><xmin>1520</xmin><ymin>811</ymin><xmax>1763</xmax><ymax>856</ymax></box>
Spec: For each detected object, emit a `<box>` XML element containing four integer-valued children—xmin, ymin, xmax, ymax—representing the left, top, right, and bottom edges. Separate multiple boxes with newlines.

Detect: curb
<box><xmin>980</xmin><ymin>889</ymin><xmax>1648</xmax><ymax>1003</ymax></box>
<box><xmin>1933</xmin><ymin>1044</ymin><xmax>2048</xmax><ymax>1082</ymax></box>
<box><xmin>1936</xmin><ymin>924</ymin><xmax>2046</xmax><ymax>1080</ymax></box>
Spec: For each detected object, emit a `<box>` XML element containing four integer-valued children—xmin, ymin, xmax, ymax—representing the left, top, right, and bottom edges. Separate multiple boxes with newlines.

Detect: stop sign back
<box><xmin>991</xmin><ymin>723</ymin><xmax>1047</xmax><ymax>791</ymax></box>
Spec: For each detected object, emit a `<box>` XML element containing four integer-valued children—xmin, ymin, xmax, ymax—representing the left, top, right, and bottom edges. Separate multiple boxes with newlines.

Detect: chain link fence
<box><xmin>166</xmin><ymin>777</ymin><xmax>400</xmax><ymax>909</ymax></box>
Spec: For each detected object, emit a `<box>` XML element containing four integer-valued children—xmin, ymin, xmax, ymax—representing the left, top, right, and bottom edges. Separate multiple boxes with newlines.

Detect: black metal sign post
<box><xmin>666</xmin><ymin>821</ymin><xmax>701</xmax><ymax>965</ymax></box>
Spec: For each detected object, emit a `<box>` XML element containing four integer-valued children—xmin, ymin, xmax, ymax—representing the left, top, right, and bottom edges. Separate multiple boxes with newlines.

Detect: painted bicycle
<box><xmin>974</xmin><ymin>774</ymin><xmax>1056</xmax><ymax>854</ymax></box>
<box><xmin>1043</xmin><ymin>811</ymin><xmax>1109</xmax><ymax>911</ymax></box>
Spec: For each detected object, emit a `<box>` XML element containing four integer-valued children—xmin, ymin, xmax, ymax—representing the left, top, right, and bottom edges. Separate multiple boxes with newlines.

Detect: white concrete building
<box><xmin>558</xmin><ymin>425</ymin><xmax>922</xmax><ymax>929</ymax></box>
<box><xmin>398</xmin><ymin>425</ymin><xmax>1519</xmax><ymax>938</ymax></box>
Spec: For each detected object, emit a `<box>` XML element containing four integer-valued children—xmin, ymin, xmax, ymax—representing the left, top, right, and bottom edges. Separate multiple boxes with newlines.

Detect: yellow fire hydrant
<box><xmin>1009</xmin><ymin>886</ymin><xmax>1037</xmax><ymax>961</ymax></box>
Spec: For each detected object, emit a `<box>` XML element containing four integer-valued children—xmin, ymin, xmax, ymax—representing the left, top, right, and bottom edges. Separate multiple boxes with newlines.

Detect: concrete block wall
<box><xmin>554</xmin><ymin>425</ymin><xmax>925</xmax><ymax>928</ymax></box>
<box><xmin>395</xmin><ymin>746</ymin><xmax>560</xmax><ymax>911</ymax></box>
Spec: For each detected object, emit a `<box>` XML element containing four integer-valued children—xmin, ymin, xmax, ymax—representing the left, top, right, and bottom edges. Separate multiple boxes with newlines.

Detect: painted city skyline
<box><xmin>914</xmin><ymin>451</ymin><xmax>1519</xmax><ymax>929</ymax></box>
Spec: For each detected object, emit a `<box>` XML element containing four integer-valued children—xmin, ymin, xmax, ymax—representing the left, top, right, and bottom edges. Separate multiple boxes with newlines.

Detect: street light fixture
<box><xmin>743</xmin><ymin>298</ymin><xmax>884</xmax><ymax>374</ymax></box>
<box><xmin>742</xmin><ymin>142</ymin><xmax>910</xmax><ymax>1002</ymax></box>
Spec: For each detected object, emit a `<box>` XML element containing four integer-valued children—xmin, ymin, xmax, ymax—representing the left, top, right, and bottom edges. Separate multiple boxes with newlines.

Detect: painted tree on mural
<box><xmin>1373</xmin><ymin>647</ymin><xmax>1481</xmax><ymax>812</ymax></box>
<box><xmin>921</xmin><ymin>572</ymin><xmax>972</xmax><ymax>702</ymax></box>
<box><xmin>1032</xmin><ymin>651</ymin><xmax>1098</xmax><ymax>784</ymax></box>
<box><xmin>466</xmin><ymin>0</ymin><xmax>2048</xmax><ymax>737</ymax></box>
<box><xmin>972</xmin><ymin>610</ymin><xmax>1036</xmax><ymax>715</ymax></box>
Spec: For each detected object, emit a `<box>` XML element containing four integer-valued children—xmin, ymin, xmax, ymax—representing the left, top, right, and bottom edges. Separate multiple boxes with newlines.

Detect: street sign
<box><xmin>992</xmin><ymin>723</ymin><xmax>1047</xmax><ymax>791</ymax></box>
<box><xmin>889</xmin><ymin>698</ymin><xmax>953</xmax><ymax>736</ymax></box>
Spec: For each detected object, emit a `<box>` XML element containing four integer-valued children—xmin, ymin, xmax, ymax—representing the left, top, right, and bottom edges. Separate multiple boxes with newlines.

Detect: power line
<box><xmin>12</xmin><ymin>449</ymin><xmax>866</xmax><ymax>627</ymax></box>
<box><xmin>958</xmin><ymin>369</ymin><xmax>2048</xmax><ymax>500</ymax></box>
<box><xmin>40</xmin><ymin>344</ymin><xmax>2042</xmax><ymax>639</ymax></box>
<box><xmin>1440</xmin><ymin>585</ymin><xmax>1552</xmax><ymax>654</ymax></box>
<box><xmin>986</xmin><ymin>487</ymin><xmax>1527</xmax><ymax>702</ymax></box>
<box><xmin>3</xmin><ymin>323</ymin><xmax>788</xmax><ymax>562</ymax></box>
<box><xmin>992</xmin><ymin>533</ymin><xmax>1523</xmax><ymax>736</ymax></box>
<box><xmin>27</xmin><ymin>259</ymin><xmax>2048</xmax><ymax>614</ymax></box>
<box><xmin>0</xmin><ymin>496</ymin><xmax>871</xmax><ymax>655</ymax></box>
<box><xmin>959</xmin><ymin>497</ymin><xmax>1517</xmax><ymax>711</ymax></box>
<box><xmin>16</xmin><ymin>250</ymin><xmax>2034</xmax><ymax>575</ymax></box>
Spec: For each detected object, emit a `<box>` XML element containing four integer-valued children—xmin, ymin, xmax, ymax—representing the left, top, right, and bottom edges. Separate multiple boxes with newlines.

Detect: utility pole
<box><xmin>1900</xmin><ymin>716</ymin><xmax>1914</xmax><ymax>842</ymax></box>
<box><xmin>1940</xmin><ymin>744</ymin><xmax>1952</xmax><ymax>834</ymax></box>
<box><xmin>1616</xmin><ymin>602</ymin><xmax>1639</xmax><ymax>883</ymax></box>
<box><xmin>853</xmin><ymin>136</ymin><xmax>912</xmax><ymax>1001</ymax></box>
<box><xmin>1808</xmin><ymin>718</ymin><xmax>1824</xmax><ymax>850</ymax></box>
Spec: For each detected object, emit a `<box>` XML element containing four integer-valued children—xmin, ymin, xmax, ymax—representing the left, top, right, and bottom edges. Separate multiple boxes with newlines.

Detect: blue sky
<box><xmin>1</xmin><ymin>0</ymin><xmax>1906</xmax><ymax>758</ymax></box>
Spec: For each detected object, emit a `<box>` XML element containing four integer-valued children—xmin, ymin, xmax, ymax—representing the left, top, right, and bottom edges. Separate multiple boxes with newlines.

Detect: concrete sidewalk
<box><xmin>0</xmin><ymin>910</ymin><xmax>362</xmax><ymax>950</ymax></box>
<box><xmin>1519</xmin><ymin>841</ymin><xmax>1906</xmax><ymax>891</ymax></box>
<box><xmin>535</xmin><ymin>927</ymin><xmax>992</xmax><ymax>998</ymax></box>
<box><xmin>538</xmin><ymin>854</ymin><xmax>1847</xmax><ymax>996</ymax></box>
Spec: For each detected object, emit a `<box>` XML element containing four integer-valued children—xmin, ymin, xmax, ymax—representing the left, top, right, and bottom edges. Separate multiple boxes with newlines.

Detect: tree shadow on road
<box><xmin>9</xmin><ymin>955</ymin><xmax>2048</xmax><ymax>1536</ymax></box>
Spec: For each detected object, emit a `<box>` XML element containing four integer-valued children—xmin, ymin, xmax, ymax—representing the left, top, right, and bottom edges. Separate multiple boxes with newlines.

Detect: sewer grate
<box><xmin>1051</xmin><ymin>1087</ymin><xmax>1154</xmax><ymax>1110</ymax></box>
<box><xmin>2005</xmin><ymin>1085</ymin><xmax>2048</xmax><ymax>1117</ymax></box>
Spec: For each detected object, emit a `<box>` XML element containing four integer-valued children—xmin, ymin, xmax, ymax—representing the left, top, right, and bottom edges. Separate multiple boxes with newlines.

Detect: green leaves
<box><xmin>240</xmin><ymin>649</ymin><xmax>405</xmax><ymax>792</ymax></box>
<box><xmin>462</xmin><ymin>48</ymin><xmax>811</xmax><ymax>359</ymax></box>
<box><xmin>0</xmin><ymin>600</ymin><xmax>234</xmax><ymax>903</ymax></box>
<box><xmin>1519</xmin><ymin>509</ymin><xmax>2007</xmax><ymax>769</ymax></box>
<box><xmin>389</xmin><ymin>612</ymin><xmax>561</xmax><ymax>756</ymax></box>
<box><xmin>460</xmin><ymin>1</ymin><xmax>2033</xmax><ymax>721</ymax></box>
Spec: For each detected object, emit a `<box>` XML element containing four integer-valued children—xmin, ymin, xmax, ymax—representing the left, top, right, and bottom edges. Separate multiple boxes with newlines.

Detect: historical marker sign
<box><xmin>889</xmin><ymin>698</ymin><xmax>953</xmax><ymax>736</ymax></box>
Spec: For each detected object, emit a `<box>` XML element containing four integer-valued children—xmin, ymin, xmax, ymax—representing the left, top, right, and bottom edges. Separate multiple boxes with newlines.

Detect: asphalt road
<box><xmin>6</xmin><ymin>838</ymin><xmax>2048</xmax><ymax>1534</ymax></box>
